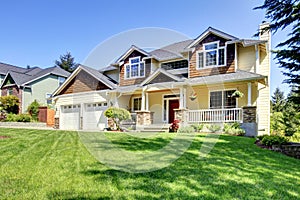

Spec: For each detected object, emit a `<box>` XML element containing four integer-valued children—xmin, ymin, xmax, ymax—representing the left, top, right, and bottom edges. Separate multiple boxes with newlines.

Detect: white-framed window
<box><xmin>197</xmin><ymin>41</ymin><xmax>226</xmax><ymax>69</ymax></box>
<box><xmin>209</xmin><ymin>90</ymin><xmax>236</xmax><ymax>109</ymax></box>
<box><xmin>46</xmin><ymin>93</ymin><xmax>52</xmax><ymax>104</ymax></box>
<box><xmin>58</xmin><ymin>77</ymin><xmax>66</xmax><ymax>86</ymax></box>
<box><xmin>132</xmin><ymin>97</ymin><xmax>142</xmax><ymax>111</ymax></box>
<box><xmin>7</xmin><ymin>88</ymin><xmax>13</xmax><ymax>96</ymax></box>
<box><xmin>125</xmin><ymin>57</ymin><xmax>145</xmax><ymax>79</ymax></box>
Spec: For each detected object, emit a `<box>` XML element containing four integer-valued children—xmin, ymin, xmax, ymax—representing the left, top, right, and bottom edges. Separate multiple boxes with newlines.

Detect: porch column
<box><xmin>141</xmin><ymin>89</ymin><xmax>145</xmax><ymax>111</ymax></box>
<box><xmin>183</xmin><ymin>87</ymin><xmax>187</xmax><ymax>108</ymax></box>
<box><xmin>247</xmin><ymin>82</ymin><xmax>252</xmax><ymax>106</ymax></box>
<box><xmin>179</xmin><ymin>87</ymin><xmax>186</xmax><ymax>109</ymax></box>
<box><xmin>146</xmin><ymin>92</ymin><xmax>149</xmax><ymax>111</ymax></box>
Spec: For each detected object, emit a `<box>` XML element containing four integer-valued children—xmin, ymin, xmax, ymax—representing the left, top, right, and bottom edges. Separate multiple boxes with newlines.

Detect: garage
<box><xmin>60</xmin><ymin>104</ymin><xmax>80</xmax><ymax>130</ymax></box>
<box><xmin>82</xmin><ymin>102</ymin><xmax>108</xmax><ymax>130</ymax></box>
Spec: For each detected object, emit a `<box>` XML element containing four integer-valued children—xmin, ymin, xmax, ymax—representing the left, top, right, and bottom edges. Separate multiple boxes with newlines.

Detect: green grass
<box><xmin>0</xmin><ymin>128</ymin><xmax>299</xmax><ymax>199</ymax></box>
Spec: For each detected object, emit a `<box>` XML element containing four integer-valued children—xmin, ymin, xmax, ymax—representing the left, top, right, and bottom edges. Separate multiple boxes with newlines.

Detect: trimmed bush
<box><xmin>177</xmin><ymin>126</ymin><xmax>195</xmax><ymax>133</ymax></box>
<box><xmin>104</xmin><ymin>107</ymin><xmax>131</xmax><ymax>130</ymax></box>
<box><xmin>27</xmin><ymin>100</ymin><xmax>40</xmax><ymax>121</ymax></box>
<box><xmin>191</xmin><ymin>123</ymin><xmax>204</xmax><ymax>132</ymax></box>
<box><xmin>207</xmin><ymin>124</ymin><xmax>221</xmax><ymax>133</ymax></box>
<box><xmin>0</xmin><ymin>95</ymin><xmax>19</xmax><ymax>114</ymax></box>
<box><xmin>5</xmin><ymin>113</ymin><xmax>32</xmax><ymax>122</ymax></box>
<box><xmin>261</xmin><ymin>135</ymin><xmax>288</xmax><ymax>147</ymax></box>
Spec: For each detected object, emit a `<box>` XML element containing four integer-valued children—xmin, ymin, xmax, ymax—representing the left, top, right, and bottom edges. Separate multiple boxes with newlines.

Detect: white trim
<box><xmin>162</xmin><ymin>93</ymin><xmax>180</xmax><ymax>123</ymax></box>
<box><xmin>116</xmin><ymin>45</ymin><xmax>149</xmax><ymax>63</ymax></box>
<box><xmin>247</xmin><ymin>82</ymin><xmax>252</xmax><ymax>106</ymax></box>
<box><xmin>208</xmin><ymin>88</ymin><xmax>238</xmax><ymax>109</ymax></box>
<box><xmin>52</xmin><ymin>66</ymin><xmax>113</xmax><ymax>96</ymax></box>
<box><xmin>187</xmin><ymin>27</ymin><xmax>238</xmax><ymax>48</ymax></box>
<box><xmin>52</xmin><ymin>89</ymin><xmax>110</xmax><ymax>100</ymax></box>
<box><xmin>234</xmin><ymin>43</ymin><xmax>238</xmax><ymax>72</ymax></box>
<box><xmin>196</xmin><ymin>41</ymin><xmax>227</xmax><ymax>69</ymax></box>
<box><xmin>140</xmin><ymin>68</ymin><xmax>181</xmax><ymax>86</ymax></box>
<box><xmin>124</xmin><ymin>56</ymin><xmax>146</xmax><ymax>80</ymax></box>
<box><xmin>131</xmin><ymin>96</ymin><xmax>142</xmax><ymax>112</ymax></box>
<box><xmin>255</xmin><ymin>44</ymin><xmax>259</xmax><ymax>73</ymax></box>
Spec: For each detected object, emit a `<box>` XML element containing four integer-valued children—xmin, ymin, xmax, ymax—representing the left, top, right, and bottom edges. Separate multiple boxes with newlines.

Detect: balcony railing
<box><xmin>187</xmin><ymin>108</ymin><xmax>243</xmax><ymax>123</ymax></box>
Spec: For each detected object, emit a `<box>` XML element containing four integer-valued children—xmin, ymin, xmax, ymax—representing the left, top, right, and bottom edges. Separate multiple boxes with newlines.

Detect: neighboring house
<box><xmin>53</xmin><ymin>23</ymin><xmax>270</xmax><ymax>136</ymax></box>
<box><xmin>0</xmin><ymin>62</ymin><xmax>70</xmax><ymax>113</ymax></box>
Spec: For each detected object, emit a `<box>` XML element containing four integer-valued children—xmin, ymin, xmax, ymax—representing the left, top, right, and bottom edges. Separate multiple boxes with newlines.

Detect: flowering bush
<box><xmin>169</xmin><ymin>119</ymin><xmax>180</xmax><ymax>133</ymax></box>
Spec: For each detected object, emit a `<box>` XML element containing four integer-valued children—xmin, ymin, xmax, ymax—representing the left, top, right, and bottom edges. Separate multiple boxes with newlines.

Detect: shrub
<box><xmin>207</xmin><ymin>124</ymin><xmax>221</xmax><ymax>133</ymax></box>
<box><xmin>177</xmin><ymin>126</ymin><xmax>195</xmax><ymax>133</ymax></box>
<box><xmin>261</xmin><ymin>135</ymin><xmax>288</xmax><ymax>147</ymax></box>
<box><xmin>257</xmin><ymin>134</ymin><xmax>268</xmax><ymax>141</ymax></box>
<box><xmin>223</xmin><ymin>122</ymin><xmax>245</xmax><ymax>136</ymax></box>
<box><xmin>104</xmin><ymin>107</ymin><xmax>131</xmax><ymax>130</ymax></box>
<box><xmin>5</xmin><ymin>113</ymin><xmax>32</xmax><ymax>122</ymax></box>
<box><xmin>191</xmin><ymin>123</ymin><xmax>204</xmax><ymax>132</ymax></box>
<box><xmin>27</xmin><ymin>100</ymin><xmax>40</xmax><ymax>121</ymax></box>
<box><xmin>169</xmin><ymin>120</ymin><xmax>180</xmax><ymax>133</ymax></box>
<box><xmin>0</xmin><ymin>95</ymin><xmax>19</xmax><ymax>114</ymax></box>
<box><xmin>270</xmin><ymin>112</ymin><xmax>285</xmax><ymax>135</ymax></box>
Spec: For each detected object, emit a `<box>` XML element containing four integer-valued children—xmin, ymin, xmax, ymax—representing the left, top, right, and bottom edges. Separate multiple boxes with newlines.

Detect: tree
<box><xmin>0</xmin><ymin>96</ymin><xmax>19</xmax><ymax>114</ymax></box>
<box><xmin>27</xmin><ymin>100</ymin><xmax>40</xmax><ymax>121</ymax></box>
<box><xmin>255</xmin><ymin>0</ymin><xmax>300</xmax><ymax>104</ymax></box>
<box><xmin>104</xmin><ymin>107</ymin><xmax>131</xmax><ymax>131</ymax></box>
<box><xmin>271</xmin><ymin>87</ymin><xmax>285</xmax><ymax>112</ymax></box>
<box><xmin>54</xmin><ymin>52</ymin><xmax>78</xmax><ymax>72</ymax></box>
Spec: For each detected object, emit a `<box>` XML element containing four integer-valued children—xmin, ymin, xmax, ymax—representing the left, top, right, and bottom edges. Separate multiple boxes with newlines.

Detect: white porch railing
<box><xmin>187</xmin><ymin>108</ymin><xmax>243</xmax><ymax>123</ymax></box>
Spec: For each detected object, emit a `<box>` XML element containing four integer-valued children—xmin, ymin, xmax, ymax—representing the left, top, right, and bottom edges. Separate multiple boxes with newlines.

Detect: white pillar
<box><xmin>179</xmin><ymin>87</ymin><xmax>184</xmax><ymax>109</ymax></box>
<box><xmin>141</xmin><ymin>90</ymin><xmax>145</xmax><ymax>111</ymax></box>
<box><xmin>247</xmin><ymin>82</ymin><xmax>252</xmax><ymax>106</ymax></box>
<box><xmin>183</xmin><ymin>87</ymin><xmax>187</xmax><ymax>108</ymax></box>
<box><xmin>146</xmin><ymin>92</ymin><xmax>149</xmax><ymax>111</ymax></box>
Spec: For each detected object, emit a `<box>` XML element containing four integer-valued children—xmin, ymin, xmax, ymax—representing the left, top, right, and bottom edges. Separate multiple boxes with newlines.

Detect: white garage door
<box><xmin>82</xmin><ymin>102</ymin><xmax>108</xmax><ymax>130</ymax></box>
<box><xmin>60</xmin><ymin>104</ymin><xmax>80</xmax><ymax>130</ymax></box>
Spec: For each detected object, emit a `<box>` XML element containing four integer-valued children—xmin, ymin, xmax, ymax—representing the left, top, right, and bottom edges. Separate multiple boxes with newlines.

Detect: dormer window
<box><xmin>197</xmin><ymin>42</ymin><xmax>226</xmax><ymax>69</ymax></box>
<box><xmin>125</xmin><ymin>57</ymin><xmax>145</xmax><ymax>79</ymax></box>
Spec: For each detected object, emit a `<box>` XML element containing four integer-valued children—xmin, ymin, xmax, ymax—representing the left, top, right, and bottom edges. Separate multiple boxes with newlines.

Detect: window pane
<box><xmin>131</xmin><ymin>64</ymin><xmax>139</xmax><ymax>77</ymax></box>
<box><xmin>198</xmin><ymin>52</ymin><xmax>204</xmax><ymax>68</ymax></box>
<box><xmin>218</xmin><ymin>48</ymin><xmax>225</xmax><ymax>65</ymax></box>
<box><xmin>133</xmin><ymin>98</ymin><xmax>141</xmax><ymax>111</ymax></box>
<box><xmin>140</xmin><ymin>62</ymin><xmax>145</xmax><ymax>76</ymax></box>
<box><xmin>130</xmin><ymin>58</ymin><xmax>140</xmax><ymax>64</ymax></box>
<box><xmin>224</xmin><ymin>90</ymin><xmax>236</xmax><ymax>108</ymax></box>
<box><xmin>206</xmin><ymin>50</ymin><xmax>217</xmax><ymax>66</ymax></box>
<box><xmin>205</xmin><ymin>43</ymin><xmax>218</xmax><ymax>50</ymax></box>
<box><xmin>126</xmin><ymin>65</ymin><xmax>130</xmax><ymax>78</ymax></box>
<box><xmin>210</xmin><ymin>91</ymin><xmax>222</xmax><ymax>109</ymax></box>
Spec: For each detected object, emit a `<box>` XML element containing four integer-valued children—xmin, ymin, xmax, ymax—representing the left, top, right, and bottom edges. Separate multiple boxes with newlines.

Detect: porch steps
<box><xmin>139</xmin><ymin>124</ymin><xmax>170</xmax><ymax>133</ymax></box>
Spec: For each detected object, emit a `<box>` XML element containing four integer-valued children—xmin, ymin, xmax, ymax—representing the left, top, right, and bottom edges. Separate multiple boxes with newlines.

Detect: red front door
<box><xmin>168</xmin><ymin>99</ymin><xmax>179</xmax><ymax>123</ymax></box>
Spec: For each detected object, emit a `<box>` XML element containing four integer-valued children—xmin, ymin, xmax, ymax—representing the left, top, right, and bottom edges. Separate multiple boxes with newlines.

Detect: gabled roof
<box><xmin>187</xmin><ymin>27</ymin><xmax>239</xmax><ymax>48</ymax></box>
<box><xmin>115</xmin><ymin>45</ymin><xmax>150</xmax><ymax>63</ymax></box>
<box><xmin>227</xmin><ymin>39</ymin><xmax>267</xmax><ymax>47</ymax></box>
<box><xmin>0</xmin><ymin>62</ymin><xmax>28</xmax><ymax>75</ymax></box>
<box><xmin>140</xmin><ymin>68</ymin><xmax>182</xmax><ymax>86</ymax></box>
<box><xmin>0</xmin><ymin>63</ymin><xmax>70</xmax><ymax>88</ymax></box>
<box><xmin>52</xmin><ymin>64</ymin><xmax>117</xmax><ymax>96</ymax></box>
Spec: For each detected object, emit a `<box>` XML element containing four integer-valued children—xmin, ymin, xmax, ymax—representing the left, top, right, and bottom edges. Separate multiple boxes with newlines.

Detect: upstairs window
<box><xmin>58</xmin><ymin>77</ymin><xmax>66</xmax><ymax>86</ymax></box>
<box><xmin>161</xmin><ymin>60</ymin><xmax>188</xmax><ymax>70</ymax></box>
<box><xmin>125</xmin><ymin>57</ymin><xmax>145</xmax><ymax>79</ymax></box>
<box><xmin>197</xmin><ymin>42</ymin><xmax>226</xmax><ymax>68</ymax></box>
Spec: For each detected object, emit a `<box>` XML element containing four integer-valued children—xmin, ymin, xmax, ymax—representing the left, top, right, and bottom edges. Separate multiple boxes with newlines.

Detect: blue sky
<box><xmin>0</xmin><ymin>0</ymin><xmax>291</xmax><ymax>96</ymax></box>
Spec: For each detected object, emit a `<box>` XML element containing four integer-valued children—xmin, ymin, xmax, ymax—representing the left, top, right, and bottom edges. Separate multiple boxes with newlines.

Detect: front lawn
<box><xmin>0</xmin><ymin>128</ymin><xmax>299</xmax><ymax>199</ymax></box>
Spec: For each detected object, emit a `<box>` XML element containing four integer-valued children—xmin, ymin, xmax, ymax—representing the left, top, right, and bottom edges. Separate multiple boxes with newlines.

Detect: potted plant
<box><xmin>231</xmin><ymin>90</ymin><xmax>244</xmax><ymax>98</ymax></box>
<box><xmin>189</xmin><ymin>92</ymin><xmax>197</xmax><ymax>101</ymax></box>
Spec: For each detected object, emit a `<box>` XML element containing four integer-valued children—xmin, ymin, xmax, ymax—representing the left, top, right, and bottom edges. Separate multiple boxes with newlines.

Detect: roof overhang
<box><xmin>140</xmin><ymin>68</ymin><xmax>182</xmax><ymax>86</ymax></box>
<box><xmin>115</xmin><ymin>45</ymin><xmax>150</xmax><ymax>64</ymax></box>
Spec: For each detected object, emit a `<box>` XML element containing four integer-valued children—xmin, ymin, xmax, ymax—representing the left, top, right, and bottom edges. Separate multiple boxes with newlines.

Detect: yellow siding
<box><xmin>238</xmin><ymin>46</ymin><xmax>256</xmax><ymax>72</ymax></box>
<box><xmin>257</xmin><ymin>45</ymin><xmax>270</xmax><ymax>135</ymax></box>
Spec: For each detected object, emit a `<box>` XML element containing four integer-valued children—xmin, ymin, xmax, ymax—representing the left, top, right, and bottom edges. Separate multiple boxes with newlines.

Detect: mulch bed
<box><xmin>0</xmin><ymin>136</ymin><xmax>11</xmax><ymax>139</ymax></box>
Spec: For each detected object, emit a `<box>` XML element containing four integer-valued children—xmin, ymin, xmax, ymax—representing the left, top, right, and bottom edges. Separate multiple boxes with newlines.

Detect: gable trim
<box><xmin>115</xmin><ymin>45</ymin><xmax>150</xmax><ymax>63</ymax></box>
<box><xmin>140</xmin><ymin>68</ymin><xmax>181</xmax><ymax>86</ymax></box>
<box><xmin>52</xmin><ymin>66</ymin><xmax>113</xmax><ymax>96</ymax></box>
<box><xmin>0</xmin><ymin>72</ymin><xmax>18</xmax><ymax>88</ymax></box>
<box><xmin>187</xmin><ymin>27</ymin><xmax>238</xmax><ymax>48</ymax></box>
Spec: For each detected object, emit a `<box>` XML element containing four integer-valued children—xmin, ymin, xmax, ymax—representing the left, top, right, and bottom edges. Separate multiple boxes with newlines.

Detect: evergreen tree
<box><xmin>255</xmin><ymin>0</ymin><xmax>300</xmax><ymax>103</ymax></box>
<box><xmin>271</xmin><ymin>87</ymin><xmax>285</xmax><ymax>112</ymax></box>
<box><xmin>55</xmin><ymin>52</ymin><xmax>78</xmax><ymax>72</ymax></box>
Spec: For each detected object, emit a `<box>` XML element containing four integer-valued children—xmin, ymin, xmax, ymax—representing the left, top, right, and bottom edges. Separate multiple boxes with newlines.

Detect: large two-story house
<box><xmin>0</xmin><ymin>62</ymin><xmax>70</xmax><ymax>113</ymax></box>
<box><xmin>53</xmin><ymin>23</ymin><xmax>270</xmax><ymax>136</ymax></box>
